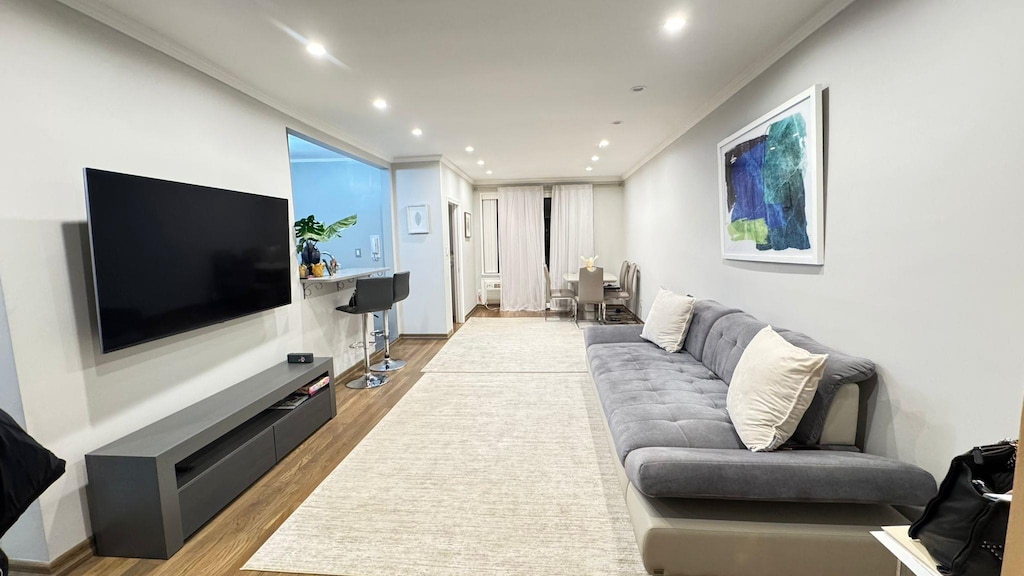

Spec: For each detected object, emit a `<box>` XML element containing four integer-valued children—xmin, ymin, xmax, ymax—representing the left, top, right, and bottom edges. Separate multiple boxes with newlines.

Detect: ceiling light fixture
<box><xmin>465</xmin><ymin>146</ymin><xmax>475</xmax><ymax>153</ymax></box>
<box><xmin>372</xmin><ymin>98</ymin><xmax>388</xmax><ymax>110</ymax></box>
<box><xmin>411</xmin><ymin>128</ymin><xmax>423</xmax><ymax>136</ymax></box>
<box><xmin>592</xmin><ymin>155</ymin><xmax>600</xmax><ymax>162</ymax></box>
<box><xmin>664</xmin><ymin>15</ymin><xmax>686</xmax><ymax>33</ymax></box>
<box><xmin>486</xmin><ymin>170</ymin><xmax>493</xmax><ymax>175</ymax></box>
<box><xmin>585</xmin><ymin>166</ymin><xmax>593</xmax><ymax>172</ymax></box>
<box><xmin>598</xmin><ymin>139</ymin><xmax>610</xmax><ymax>148</ymax></box>
<box><xmin>477</xmin><ymin>159</ymin><xmax>485</xmax><ymax>166</ymax></box>
<box><xmin>306</xmin><ymin>42</ymin><xmax>327</xmax><ymax>57</ymax></box>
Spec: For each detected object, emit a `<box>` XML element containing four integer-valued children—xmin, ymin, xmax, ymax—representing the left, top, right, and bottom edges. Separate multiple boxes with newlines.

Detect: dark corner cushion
<box><xmin>625</xmin><ymin>447</ymin><xmax>937</xmax><ymax>506</ymax></box>
<box><xmin>0</xmin><ymin>408</ymin><xmax>66</xmax><ymax>536</ymax></box>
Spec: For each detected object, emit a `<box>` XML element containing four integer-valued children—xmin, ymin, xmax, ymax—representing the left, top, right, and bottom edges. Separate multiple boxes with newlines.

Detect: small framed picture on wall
<box><xmin>407</xmin><ymin>204</ymin><xmax>429</xmax><ymax>234</ymax></box>
<box><xmin>464</xmin><ymin>212</ymin><xmax>472</xmax><ymax>239</ymax></box>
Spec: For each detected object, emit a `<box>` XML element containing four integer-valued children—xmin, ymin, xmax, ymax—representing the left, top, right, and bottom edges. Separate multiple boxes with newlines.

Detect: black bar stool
<box><xmin>371</xmin><ymin>271</ymin><xmax>410</xmax><ymax>372</ymax></box>
<box><xmin>337</xmin><ymin>276</ymin><xmax>393</xmax><ymax>389</ymax></box>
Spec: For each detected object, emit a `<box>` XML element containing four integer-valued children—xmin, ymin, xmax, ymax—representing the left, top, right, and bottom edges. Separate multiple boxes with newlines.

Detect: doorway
<box><xmin>448</xmin><ymin>201</ymin><xmax>463</xmax><ymax>325</ymax></box>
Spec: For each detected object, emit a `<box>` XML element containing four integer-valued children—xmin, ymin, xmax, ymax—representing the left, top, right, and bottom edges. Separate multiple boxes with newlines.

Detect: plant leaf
<box><xmin>323</xmin><ymin>214</ymin><xmax>358</xmax><ymax>239</ymax></box>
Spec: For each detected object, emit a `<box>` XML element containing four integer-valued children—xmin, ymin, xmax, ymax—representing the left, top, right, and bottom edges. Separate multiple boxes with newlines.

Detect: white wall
<box><xmin>393</xmin><ymin>162</ymin><xmax>449</xmax><ymax>335</ymax></box>
<box><xmin>442</xmin><ymin>165</ymin><xmax>479</xmax><ymax>322</ymax></box>
<box><xmin>0</xmin><ymin>0</ymin><xmax>386</xmax><ymax>562</ymax></box>
<box><xmin>593</xmin><ymin>184</ymin><xmax>625</xmax><ymax>279</ymax></box>
<box><xmin>624</xmin><ymin>0</ymin><xmax>1024</xmax><ymax>478</ymax></box>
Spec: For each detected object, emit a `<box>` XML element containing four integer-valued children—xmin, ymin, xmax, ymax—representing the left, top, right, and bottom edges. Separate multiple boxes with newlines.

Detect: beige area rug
<box><xmin>243</xmin><ymin>370</ymin><xmax>645</xmax><ymax>576</ymax></box>
<box><xmin>422</xmin><ymin>317</ymin><xmax>588</xmax><ymax>373</ymax></box>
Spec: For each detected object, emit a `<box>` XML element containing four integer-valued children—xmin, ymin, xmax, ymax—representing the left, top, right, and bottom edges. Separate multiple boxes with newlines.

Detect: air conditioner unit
<box><xmin>481</xmin><ymin>278</ymin><xmax>501</xmax><ymax>305</ymax></box>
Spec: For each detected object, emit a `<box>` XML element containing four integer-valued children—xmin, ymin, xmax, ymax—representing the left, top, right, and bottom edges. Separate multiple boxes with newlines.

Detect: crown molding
<box><xmin>392</xmin><ymin>156</ymin><xmax>477</xmax><ymax>185</ymax></box>
<box><xmin>621</xmin><ymin>0</ymin><xmax>856</xmax><ymax>181</ymax></box>
<box><xmin>439</xmin><ymin>157</ymin><xmax>476</xmax><ymax>185</ymax></box>
<box><xmin>473</xmin><ymin>175</ymin><xmax>623</xmax><ymax>189</ymax></box>
<box><xmin>54</xmin><ymin>0</ymin><xmax>393</xmax><ymax>166</ymax></box>
<box><xmin>392</xmin><ymin>155</ymin><xmax>443</xmax><ymax>165</ymax></box>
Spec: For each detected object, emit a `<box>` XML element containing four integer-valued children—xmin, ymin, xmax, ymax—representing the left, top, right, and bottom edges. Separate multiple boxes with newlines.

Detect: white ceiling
<box><xmin>62</xmin><ymin>0</ymin><xmax>850</xmax><ymax>182</ymax></box>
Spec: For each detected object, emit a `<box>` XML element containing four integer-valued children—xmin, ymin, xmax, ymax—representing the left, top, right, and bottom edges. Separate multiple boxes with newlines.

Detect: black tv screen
<box><xmin>85</xmin><ymin>169</ymin><xmax>292</xmax><ymax>353</ymax></box>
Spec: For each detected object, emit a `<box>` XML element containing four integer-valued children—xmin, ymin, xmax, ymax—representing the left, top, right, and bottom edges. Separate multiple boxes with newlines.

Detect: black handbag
<box><xmin>909</xmin><ymin>440</ymin><xmax>1015</xmax><ymax>576</ymax></box>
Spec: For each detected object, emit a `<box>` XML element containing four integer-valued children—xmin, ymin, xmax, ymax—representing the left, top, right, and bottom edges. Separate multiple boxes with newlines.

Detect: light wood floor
<box><xmin>64</xmin><ymin>334</ymin><xmax>450</xmax><ymax>576</ymax></box>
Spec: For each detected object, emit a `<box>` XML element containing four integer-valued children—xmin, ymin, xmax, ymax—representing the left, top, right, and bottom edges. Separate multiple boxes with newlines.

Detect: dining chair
<box><xmin>604</xmin><ymin>262</ymin><xmax>636</xmax><ymax>322</ymax></box>
<box><xmin>612</xmin><ymin>260</ymin><xmax>630</xmax><ymax>290</ymax></box>
<box><xmin>574</xmin><ymin>266</ymin><xmax>605</xmax><ymax>327</ymax></box>
<box><xmin>543</xmin><ymin>264</ymin><xmax>575</xmax><ymax>321</ymax></box>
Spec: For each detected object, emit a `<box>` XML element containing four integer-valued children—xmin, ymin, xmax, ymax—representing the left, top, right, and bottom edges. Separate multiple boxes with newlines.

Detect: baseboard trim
<box><xmin>400</xmin><ymin>334</ymin><xmax>449</xmax><ymax>340</ymax></box>
<box><xmin>9</xmin><ymin>539</ymin><xmax>94</xmax><ymax>576</ymax></box>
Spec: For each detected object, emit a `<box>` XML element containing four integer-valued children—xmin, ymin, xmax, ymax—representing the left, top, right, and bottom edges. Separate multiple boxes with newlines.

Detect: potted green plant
<box><xmin>294</xmin><ymin>214</ymin><xmax>357</xmax><ymax>269</ymax></box>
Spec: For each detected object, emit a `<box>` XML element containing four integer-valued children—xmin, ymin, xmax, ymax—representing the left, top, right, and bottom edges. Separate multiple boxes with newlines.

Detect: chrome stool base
<box><xmin>346</xmin><ymin>373</ymin><xmax>389</xmax><ymax>389</ymax></box>
<box><xmin>371</xmin><ymin>358</ymin><xmax>407</xmax><ymax>372</ymax></box>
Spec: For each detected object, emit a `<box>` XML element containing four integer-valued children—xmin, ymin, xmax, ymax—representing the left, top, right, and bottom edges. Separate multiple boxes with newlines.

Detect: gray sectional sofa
<box><xmin>584</xmin><ymin>299</ymin><xmax>936</xmax><ymax>576</ymax></box>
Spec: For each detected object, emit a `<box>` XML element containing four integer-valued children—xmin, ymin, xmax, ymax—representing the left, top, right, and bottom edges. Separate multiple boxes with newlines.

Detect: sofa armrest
<box><xmin>583</xmin><ymin>325</ymin><xmax>645</xmax><ymax>348</ymax></box>
<box><xmin>625</xmin><ymin>447</ymin><xmax>936</xmax><ymax>506</ymax></box>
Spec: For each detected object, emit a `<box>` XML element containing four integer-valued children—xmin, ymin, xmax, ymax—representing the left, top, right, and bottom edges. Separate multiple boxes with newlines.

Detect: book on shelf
<box><xmin>298</xmin><ymin>375</ymin><xmax>331</xmax><ymax>396</ymax></box>
<box><xmin>270</xmin><ymin>394</ymin><xmax>308</xmax><ymax>410</ymax></box>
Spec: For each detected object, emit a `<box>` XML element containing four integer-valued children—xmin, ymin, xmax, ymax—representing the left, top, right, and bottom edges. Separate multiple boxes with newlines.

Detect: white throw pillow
<box><xmin>726</xmin><ymin>326</ymin><xmax>828</xmax><ymax>452</ymax></box>
<box><xmin>640</xmin><ymin>288</ymin><xmax>696</xmax><ymax>353</ymax></box>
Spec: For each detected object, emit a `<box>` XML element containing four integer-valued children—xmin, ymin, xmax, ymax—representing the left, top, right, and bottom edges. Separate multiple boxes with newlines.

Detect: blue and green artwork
<box><xmin>724</xmin><ymin>112</ymin><xmax>810</xmax><ymax>252</ymax></box>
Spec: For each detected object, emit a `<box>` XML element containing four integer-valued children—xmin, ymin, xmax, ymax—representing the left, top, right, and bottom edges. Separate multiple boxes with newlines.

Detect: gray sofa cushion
<box><xmin>625</xmin><ymin>447</ymin><xmax>936</xmax><ymax>506</ymax></box>
<box><xmin>588</xmin><ymin>343</ymin><xmax>743</xmax><ymax>462</ymax></box>
<box><xmin>583</xmin><ymin>324</ymin><xmax>645</xmax><ymax>348</ymax></box>
<box><xmin>698</xmin><ymin>312</ymin><xmax>767</xmax><ymax>384</ymax></box>
<box><xmin>682</xmin><ymin>300</ymin><xmax>743</xmax><ymax>362</ymax></box>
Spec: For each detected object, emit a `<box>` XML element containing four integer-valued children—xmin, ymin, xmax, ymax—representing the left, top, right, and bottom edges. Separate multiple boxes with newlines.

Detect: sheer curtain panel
<box><xmin>497</xmin><ymin>185</ymin><xmax>546</xmax><ymax>311</ymax></box>
<box><xmin>549</xmin><ymin>184</ymin><xmax>595</xmax><ymax>293</ymax></box>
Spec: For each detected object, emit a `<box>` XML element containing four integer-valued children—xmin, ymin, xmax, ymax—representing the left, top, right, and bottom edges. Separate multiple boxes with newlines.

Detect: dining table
<box><xmin>563</xmin><ymin>271</ymin><xmax>618</xmax><ymax>285</ymax></box>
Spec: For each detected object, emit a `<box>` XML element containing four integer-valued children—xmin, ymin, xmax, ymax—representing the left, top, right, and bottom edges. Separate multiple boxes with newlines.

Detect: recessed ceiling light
<box><xmin>591</xmin><ymin>155</ymin><xmax>600</xmax><ymax>162</ymax></box>
<box><xmin>598</xmin><ymin>139</ymin><xmax>610</xmax><ymax>148</ymax></box>
<box><xmin>465</xmin><ymin>146</ymin><xmax>475</xmax><ymax>153</ymax></box>
<box><xmin>372</xmin><ymin>98</ymin><xmax>388</xmax><ymax>110</ymax></box>
<box><xmin>477</xmin><ymin>159</ymin><xmax>485</xmax><ymax>166</ymax></box>
<box><xmin>411</xmin><ymin>128</ymin><xmax>423</xmax><ymax>136</ymax></box>
<box><xmin>664</xmin><ymin>16</ymin><xmax>686</xmax><ymax>33</ymax></box>
<box><xmin>631</xmin><ymin>85</ymin><xmax>647</xmax><ymax>93</ymax></box>
<box><xmin>486</xmin><ymin>170</ymin><xmax>493</xmax><ymax>175</ymax></box>
<box><xmin>585</xmin><ymin>166</ymin><xmax>593</xmax><ymax>172</ymax></box>
<box><xmin>306</xmin><ymin>42</ymin><xmax>327</xmax><ymax>57</ymax></box>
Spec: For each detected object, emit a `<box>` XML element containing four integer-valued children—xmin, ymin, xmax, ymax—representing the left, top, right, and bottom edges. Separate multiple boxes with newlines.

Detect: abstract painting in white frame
<box><xmin>717</xmin><ymin>85</ymin><xmax>824</xmax><ymax>265</ymax></box>
<box><xmin>407</xmin><ymin>204</ymin><xmax>429</xmax><ymax>235</ymax></box>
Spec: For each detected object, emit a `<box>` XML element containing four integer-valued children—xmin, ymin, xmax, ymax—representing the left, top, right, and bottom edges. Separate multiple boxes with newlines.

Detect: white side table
<box><xmin>871</xmin><ymin>525</ymin><xmax>942</xmax><ymax>576</ymax></box>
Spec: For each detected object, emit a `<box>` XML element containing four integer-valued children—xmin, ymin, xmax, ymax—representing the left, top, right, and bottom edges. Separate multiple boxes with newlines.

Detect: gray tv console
<box><xmin>85</xmin><ymin>357</ymin><xmax>335</xmax><ymax>559</ymax></box>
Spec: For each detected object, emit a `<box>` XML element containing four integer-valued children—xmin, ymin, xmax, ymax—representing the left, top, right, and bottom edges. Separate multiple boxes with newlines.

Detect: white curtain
<box><xmin>549</xmin><ymin>184</ymin><xmax>595</xmax><ymax>293</ymax></box>
<box><xmin>498</xmin><ymin>185</ymin><xmax>545</xmax><ymax>311</ymax></box>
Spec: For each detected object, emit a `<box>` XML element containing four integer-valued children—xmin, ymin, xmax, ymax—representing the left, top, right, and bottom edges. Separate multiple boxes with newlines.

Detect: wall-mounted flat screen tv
<box><xmin>85</xmin><ymin>169</ymin><xmax>292</xmax><ymax>353</ymax></box>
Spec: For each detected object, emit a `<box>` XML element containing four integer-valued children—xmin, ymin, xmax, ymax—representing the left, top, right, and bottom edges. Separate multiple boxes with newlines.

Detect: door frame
<box><xmin>447</xmin><ymin>199</ymin><xmax>465</xmax><ymax>324</ymax></box>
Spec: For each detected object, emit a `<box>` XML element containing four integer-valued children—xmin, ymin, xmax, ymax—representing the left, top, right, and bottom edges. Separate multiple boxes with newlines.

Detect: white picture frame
<box><xmin>717</xmin><ymin>85</ymin><xmax>824</xmax><ymax>265</ymax></box>
<box><xmin>406</xmin><ymin>204</ymin><xmax>430</xmax><ymax>234</ymax></box>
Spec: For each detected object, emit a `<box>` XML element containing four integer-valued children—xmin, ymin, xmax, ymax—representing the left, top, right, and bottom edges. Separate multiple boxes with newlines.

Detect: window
<box><xmin>481</xmin><ymin>196</ymin><xmax>499</xmax><ymax>274</ymax></box>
